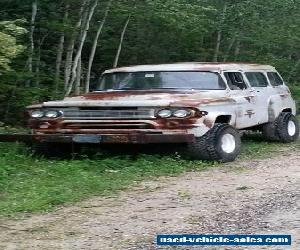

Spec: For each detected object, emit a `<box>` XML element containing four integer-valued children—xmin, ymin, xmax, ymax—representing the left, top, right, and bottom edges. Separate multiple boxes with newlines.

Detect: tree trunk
<box><xmin>55</xmin><ymin>4</ymin><xmax>69</xmax><ymax>94</ymax></box>
<box><xmin>26</xmin><ymin>0</ymin><xmax>38</xmax><ymax>86</ymax></box>
<box><xmin>35</xmin><ymin>33</ymin><xmax>48</xmax><ymax>87</ymax></box>
<box><xmin>55</xmin><ymin>34</ymin><xmax>65</xmax><ymax>92</ymax></box>
<box><xmin>113</xmin><ymin>14</ymin><xmax>131</xmax><ymax>68</ymax></box>
<box><xmin>85</xmin><ymin>0</ymin><xmax>112</xmax><ymax>93</ymax></box>
<box><xmin>66</xmin><ymin>0</ymin><xmax>98</xmax><ymax>96</ymax></box>
<box><xmin>213</xmin><ymin>1</ymin><xmax>227</xmax><ymax>62</ymax></box>
<box><xmin>64</xmin><ymin>0</ymin><xmax>87</xmax><ymax>91</ymax></box>
<box><xmin>234</xmin><ymin>38</ymin><xmax>241</xmax><ymax>61</ymax></box>
<box><xmin>75</xmin><ymin>56</ymin><xmax>82</xmax><ymax>95</ymax></box>
<box><xmin>35</xmin><ymin>39</ymin><xmax>41</xmax><ymax>87</ymax></box>
<box><xmin>213</xmin><ymin>31</ymin><xmax>222</xmax><ymax>62</ymax></box>
<box><xmin>223</xmin><ymin>33</ymin><xmax>236</xmax><ymax>62</ymax></box>
<box><xmin>64</xmin><ymin>35</ymin><xmax>76</xmax><ymax>91</ymax></box>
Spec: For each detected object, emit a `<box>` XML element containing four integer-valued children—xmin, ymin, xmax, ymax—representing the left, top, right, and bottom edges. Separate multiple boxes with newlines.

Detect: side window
<box><xmin>224</xmin><ymin>72</ymin><xmax>247</xmax><ymax>90</ymax></box>
<box><xmin>245</xmin><ymin>72</ymin><xmax>269</xmax><ymax>87</ymax></box>
<box><xmin>267</xmin><ymin>72</ymin><xmax>284</xmax><ymax>86</ymax></box>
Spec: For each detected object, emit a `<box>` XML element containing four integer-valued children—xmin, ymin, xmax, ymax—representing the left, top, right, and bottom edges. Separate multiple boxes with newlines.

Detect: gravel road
<box><xmin>0</xmin><ymin>149</ymin><xmax>299</xmax><ymax>250</ymax></box>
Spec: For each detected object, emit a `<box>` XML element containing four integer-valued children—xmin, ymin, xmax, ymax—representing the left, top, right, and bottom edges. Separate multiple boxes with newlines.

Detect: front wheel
<box><xmin>186</xmin><ymin>124</ymin><xmax>241</xmax><ymax>162</ymax></box>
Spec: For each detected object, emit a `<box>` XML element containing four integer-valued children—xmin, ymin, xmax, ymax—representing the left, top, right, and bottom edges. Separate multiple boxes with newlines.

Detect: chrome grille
<box><xmin>61</xmin><ymin>108</ymin><xmax>155</xmax><ymax>120</ymax></box>
<box><xmin>63</xmin><ymin>122</ymin><xmax>153</xmax><ymax>129</ymax></box>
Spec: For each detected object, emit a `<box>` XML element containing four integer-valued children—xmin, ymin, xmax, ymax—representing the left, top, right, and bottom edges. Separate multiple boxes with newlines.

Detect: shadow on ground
<box><xmin>32</xmin><ymin>132</ymin><xmax>268</xmax><ymax>160</ymax></box>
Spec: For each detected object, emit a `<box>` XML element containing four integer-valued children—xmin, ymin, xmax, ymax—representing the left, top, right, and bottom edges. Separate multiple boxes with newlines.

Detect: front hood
<box><xmin>28</xmin><ymin>90</ymin><xmax>233</xmax><ymax>109</ymax></box>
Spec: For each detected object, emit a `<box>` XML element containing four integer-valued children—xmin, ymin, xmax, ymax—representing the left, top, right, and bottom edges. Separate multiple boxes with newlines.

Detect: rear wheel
<box><xmin>276</xmin><ymin>113</ymin><xmax>299</xmax><ymax>142</ymax></box>
<box><xmin>186</xmin><ymin>123</ymin><xmax>241</xmax><ymax>162</ymax></box>
<box><xmin>262</xmin><ymin>113</ymin><xmax>299</xmax><ymax>143</ymax></box>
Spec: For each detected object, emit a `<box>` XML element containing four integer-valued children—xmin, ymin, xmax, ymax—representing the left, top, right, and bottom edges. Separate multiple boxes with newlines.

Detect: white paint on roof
<box><xmin>104</xmin><ymin>62</ymin><xmax>276</xmax><ymax>74</ymax></box>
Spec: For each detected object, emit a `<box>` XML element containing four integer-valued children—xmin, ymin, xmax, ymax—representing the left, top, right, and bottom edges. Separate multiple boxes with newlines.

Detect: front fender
<box><xmin>187</xmin><ymin>111</ymin><xmax>236</xmax><ymax>137</ymax></box>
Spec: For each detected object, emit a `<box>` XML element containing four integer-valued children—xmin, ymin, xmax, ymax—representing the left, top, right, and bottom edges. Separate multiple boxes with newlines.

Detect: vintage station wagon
<box><xmin>12</xmin><ymin>63</ymin><xmax>300</xmax><ymax>161</ymax></box>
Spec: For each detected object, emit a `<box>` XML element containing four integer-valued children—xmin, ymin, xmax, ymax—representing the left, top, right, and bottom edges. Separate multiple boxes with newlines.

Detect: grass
<box><xmin>0</xmin><ymin>135</ymin><xmax>299</xmax><ymax>218</ymax></box>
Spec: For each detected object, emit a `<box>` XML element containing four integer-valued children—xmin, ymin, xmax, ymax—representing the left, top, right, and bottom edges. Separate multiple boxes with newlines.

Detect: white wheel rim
<box><xmin>288</xmin><ymin>120</ymin><xmax>296</xmax><ymax>136</ymax></box>
<box><xmin>221</xmin><ymin>134</ymin><xmax>236</xmax><ymax>154</ymax></box>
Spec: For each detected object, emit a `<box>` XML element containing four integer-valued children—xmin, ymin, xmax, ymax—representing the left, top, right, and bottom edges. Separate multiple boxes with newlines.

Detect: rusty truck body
<box><xmin>2</xmin><ymin>63</ymin><xmax>299</xmax><ymax>161</ymax></box>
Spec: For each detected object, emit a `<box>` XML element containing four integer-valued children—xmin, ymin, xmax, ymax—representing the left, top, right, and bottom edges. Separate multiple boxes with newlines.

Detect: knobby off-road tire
<box><xmin>187</xmin><ymin>123</ymin><xmax>241</xmax><ymax>162</ymax></box>
<box><xmin>262</xmin><ymin>112</ymin><xmax>299</xmax><ymax>143</ymax></box>
<box><xmin>275</xmin><ymin>112</ymin><xmax>299</xmax><ymax>142</ymax></box>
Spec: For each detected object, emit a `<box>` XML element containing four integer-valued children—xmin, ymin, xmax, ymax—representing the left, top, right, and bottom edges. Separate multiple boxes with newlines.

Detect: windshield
<box><xmin>96</xmin><ymin>71</ymin><xmax>226</xmax><ymax>91</ymax></box>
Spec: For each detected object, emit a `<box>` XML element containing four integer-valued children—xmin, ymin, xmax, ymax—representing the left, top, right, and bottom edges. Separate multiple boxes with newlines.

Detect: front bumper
<box><xmin>0</xmin><ymin>133</ymin><xmax>195</xmax><ymax>144</ymax></box>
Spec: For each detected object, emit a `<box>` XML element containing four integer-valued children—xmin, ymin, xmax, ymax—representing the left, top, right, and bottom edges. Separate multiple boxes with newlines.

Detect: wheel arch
<box><xmin>267</xmin><ymin>94</ymin><xmax>295</xmax><ymax>122</ymax></box>
<box><xmin>268</xmin><ymin>93</ymin><xmax>297</xmax><ymax>122</ymax></box>
<box><xmin>282</xmin><ymin>108</ymin><xmax>292</xmax><ymax>113</ymax></box>
<box><xmin>204</xmin><ymin>112</ymin><xmax>236</xmax><ymax>127</ymax></box>
<box><xmin>215</xmin><ymin>115</ymin><xmax>232</xmax><ymax>124</ymax></box>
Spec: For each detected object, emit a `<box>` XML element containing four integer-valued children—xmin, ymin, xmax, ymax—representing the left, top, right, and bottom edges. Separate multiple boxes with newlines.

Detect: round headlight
<box><xmin>173</xmin><ymin>109</ymin><xmax>190</xmax><ymax>118</ymax></box>
<box><xmin>45</xmin><ymin>110</ymin><xmax>60</xmax><ymax>118</ymax></box>
<box><xmin>31</xmin><ymin>110</ymin><xmax>44</xmax><ymax>118</ymax></box>
<box><xmin>157</xmin><ymin>109</ymin><xmax>172</xmax><ymax>118</ymax></box>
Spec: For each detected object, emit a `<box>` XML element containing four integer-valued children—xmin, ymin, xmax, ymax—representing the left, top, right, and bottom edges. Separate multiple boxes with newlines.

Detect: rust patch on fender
<box><xmin>170</xmin><ymin>97</ymin><xmax>235</xmax><ymax>108</ymax></box>
<box><xmin>154</xmin><ymin>118</ymin><xmax>200</xmax><ymax>130</ymax></box>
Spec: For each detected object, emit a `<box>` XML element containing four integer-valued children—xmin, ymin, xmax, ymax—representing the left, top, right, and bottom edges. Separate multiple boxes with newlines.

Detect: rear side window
<box><xmin>267</xmin><ymin>72</ymin><xmax>284</xmax><ymax>86</ymax></box>
<box><xmin>245</xmin><ymin>72</ymin><xmax>269</xmax><ymax>87</ymax></box>
<box><xmin>224</xmin><ymin>72</ymin><xmax>247</xmax><ymax>90</ymax></box>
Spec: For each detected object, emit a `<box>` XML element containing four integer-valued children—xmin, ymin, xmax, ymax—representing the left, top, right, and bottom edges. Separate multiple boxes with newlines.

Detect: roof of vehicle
<box><xmin>104</xmin><ymin>62</ymin><xmax>276</xmax><ymax>74</ymax></box>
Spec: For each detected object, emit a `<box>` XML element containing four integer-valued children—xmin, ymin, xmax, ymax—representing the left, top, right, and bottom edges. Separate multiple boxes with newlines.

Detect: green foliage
<box><xmin>0</xmin><ymin>143</ymin><xmax>211</xmax><ymax>217</ymax></box>
<box><xmin>0</xmin><ymin>136</ymin><xmax>298</xmax><ymax>217</ymax></box>
<box><xmin>0</xmin><ymin>0</ymin><xmax>300</xmax><ymax>124</ymax></box>
<box><xmin>0</xmin><ymin>20</ymin><xmax>26</xmax><ymax>71</ymax></box>
<box><xmin>0</xmin><ymin>71</ymin><xmax>55</xmax><ymax>124</ymax></box>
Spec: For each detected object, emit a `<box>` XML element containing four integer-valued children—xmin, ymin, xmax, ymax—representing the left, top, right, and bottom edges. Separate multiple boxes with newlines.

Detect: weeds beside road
<box><xmin>0</xmin><ymin>139</ymin><xmax>299</xmax><ymax>250</ymax></box>
<box><xmin>0</xmin><ymin>134</ymin><xmax>299</xmax><ymax>218</ymax></box>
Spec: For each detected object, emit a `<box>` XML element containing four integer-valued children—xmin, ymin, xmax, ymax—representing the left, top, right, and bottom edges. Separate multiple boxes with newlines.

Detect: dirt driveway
<box><xmin>0</xmin><ymin>149</ymin><xmax>299</xmax><ymax>250</ymax></box>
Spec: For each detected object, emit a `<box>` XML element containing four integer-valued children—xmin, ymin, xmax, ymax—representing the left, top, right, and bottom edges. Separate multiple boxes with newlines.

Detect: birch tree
<box><xmin>64</xmin><ymin>0</ymin><xmax>87</xmax><ymax>91</ymax></box>
<box><xmin>113</xmin><ymin>14</ymin><xmax>131</xmax><ymax>68</ymax></box>
<box><xmin>35</xmin><ymin>33</ymin><xmax>48</xmax><ymax>87</ymax></box>
<box><xmin>223</xmin><ymin>33</ymin><xmax>236</xmax><ymax>62</ymax></box>
<box><xmin>85</xmin><ymin>0</ymin><xmax>112</xmax><ymax>93</ymax></box>
<box><xmin>26</xmin><ymin>0</ymin><xmax>38</xmax><ymax>86</ymax></box>
<box><xmin>213</xmin><ymin>1</ymin><xmax>227</xmax><ymax>62</ymax></box>
<box><xmin>55</xmin><ymin>4</ymin><xmax>69</xmax><ymax>93</ymax></box>
<box><xmin>75</xmin><ymin>56</ymin><xmax>82</xmax><ymax>95</ymax></box>
<box><xmin>66</xmin><ymin>0</ymin><xmax>98</xmax><ymax>96</ymax></box>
